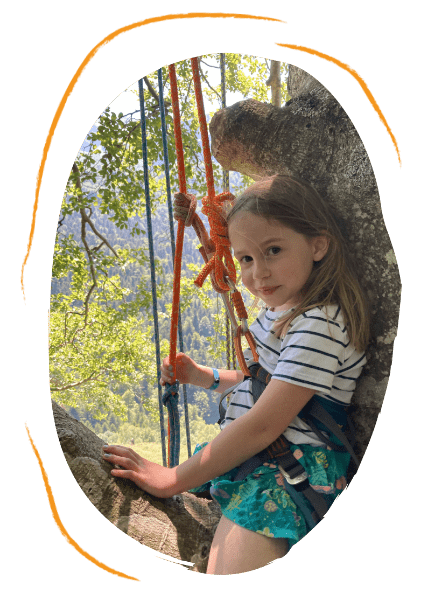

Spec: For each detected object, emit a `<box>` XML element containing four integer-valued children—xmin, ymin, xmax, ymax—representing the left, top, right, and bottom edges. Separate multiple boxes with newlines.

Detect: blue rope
<box><xmin>157</xmin><ymin>67</ymin><xmax>192</xmax><ymax>462</ymax></box>
<box><xmin>162</xmin><ymin>381</ymin><xmax>180</xmax><ymax>468</ymax></box>
<box><xmin>138</xmin><ymin>78</ymin><xmax>167</xmax><ymax>468</ymax></box>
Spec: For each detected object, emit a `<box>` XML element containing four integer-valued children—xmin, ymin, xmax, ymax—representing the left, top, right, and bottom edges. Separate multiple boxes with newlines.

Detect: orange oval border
<box><xmin>26</xmin><ymin>424</ymin><xmax>139</xmax><ymax>581</ymax></box>
<box><xmin>24</xmin><ymin>11</ymin><xmax>401</xmax><ymax>579</ymax></box>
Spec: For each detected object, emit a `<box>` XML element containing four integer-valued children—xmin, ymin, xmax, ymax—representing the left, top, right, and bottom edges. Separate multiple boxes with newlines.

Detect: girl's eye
<box><xmin>241</xmin><ymin>255</ymin><xmax>253</xmax><ymax>263</ymax></box>
<box><xmin>267</xmin><ymin>246</ymin><xmax>281</xmax><ymax>256</ymax></box>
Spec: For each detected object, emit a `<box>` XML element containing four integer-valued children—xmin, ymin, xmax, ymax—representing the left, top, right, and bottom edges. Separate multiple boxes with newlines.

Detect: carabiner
<box><xmin>278</xmin><ymin>464</ymin><xmax>308</xmax><ymax>486</ymax></box>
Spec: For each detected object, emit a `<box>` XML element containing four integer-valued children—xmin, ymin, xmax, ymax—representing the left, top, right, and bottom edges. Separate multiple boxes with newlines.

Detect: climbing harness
<box><xmin>218</xmin><ymin>363</ymin><xmax>360</xmax><ymax>529</ymax></box>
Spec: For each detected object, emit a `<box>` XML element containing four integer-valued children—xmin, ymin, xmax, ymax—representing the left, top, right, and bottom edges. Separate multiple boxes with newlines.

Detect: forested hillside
<box><xmin>52</xmin><ymin>197</ymin><xmax>246</xmax><ymax>434</ymax></box>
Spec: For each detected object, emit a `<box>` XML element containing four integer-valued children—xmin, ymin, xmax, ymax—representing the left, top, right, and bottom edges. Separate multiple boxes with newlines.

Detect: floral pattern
<box><xmin>189</xmin><ymin>441</ymin><xmax>350</xmax><ymax>547</ymax></box>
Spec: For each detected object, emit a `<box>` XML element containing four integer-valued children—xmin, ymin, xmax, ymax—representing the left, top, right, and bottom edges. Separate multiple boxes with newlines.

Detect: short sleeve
<box><xmin>271</xmin><ymin>310</ymin><xmax>347</xmax><ymax>394</ymax></box>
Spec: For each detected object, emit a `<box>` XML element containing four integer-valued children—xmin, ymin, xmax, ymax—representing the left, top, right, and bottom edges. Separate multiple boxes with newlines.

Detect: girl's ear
<box><xmin>312</xmin><ymin>235</ymin><xmax>330</xmax><ymax>262</ymax></box>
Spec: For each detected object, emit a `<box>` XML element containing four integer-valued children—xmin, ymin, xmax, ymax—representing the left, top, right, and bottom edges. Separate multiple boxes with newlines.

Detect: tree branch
<box><xmin>120</xmin><ymin>109</ymin><xmax>140</xmax><ymax>120</ymax></box>
<box><xmin>81</xmin><ymin>209</ymin><xmax>119</xmax><ymax>258</ymax></box>
<box><xmin>266</xmin><ymin>60</ymin><xmax>282</xmax><ymax>107</ymax></box>
<box><xmin>200</xmin><ymin>59</ymin><xmax>220</xmax><ymax>69</ymax></box>
<box><xmin>144</xmin><ymin>76</ymin><xmax>159</xmax><ymax>103</ymax></box>
<box><xmin>180</xmin><ymin>77</ymin><xmax>194</xmax><ymax>119</ymax></box>
<box><xmin>199</xmin><ymin>62</ymin><xmax>222</xmax><ymax>104</ymax></box>
<box><xmin>50</xmin><ymin>370</ymin><xmax>104</xmax><ymax>392</ymax></box>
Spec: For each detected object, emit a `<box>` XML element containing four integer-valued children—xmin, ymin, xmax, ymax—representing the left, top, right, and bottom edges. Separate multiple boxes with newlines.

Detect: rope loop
<box><xmin>234</xmin><ymin>325</ymin><xmax>251</xmax><ymax>376</ymax></box>
<box><xmin>233</xmin><ymin>325</ymin><xmax>259</xmax><ymax>376</ymax></box>
<box><xmin>192</xmin><ymin>191</ymin><xmax>236</xmax><ymax>292</ymax></box>
<box><xmin>245</xmin><ymin>329</ymin><xmax>259</xmax><ymax>362</ymax></box>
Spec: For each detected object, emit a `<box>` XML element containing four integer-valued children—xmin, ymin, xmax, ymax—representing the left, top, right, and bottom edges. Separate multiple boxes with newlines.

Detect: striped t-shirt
<box><xmin>220</xmin><ymin>304</ymin><xmax>366</xmax><ymax>447</ymax></box>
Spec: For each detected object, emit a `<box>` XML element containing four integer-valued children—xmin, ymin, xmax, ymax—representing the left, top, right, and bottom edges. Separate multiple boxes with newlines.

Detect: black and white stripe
<box><xmin>221</xmin><ymin>305</ymin><xmax>366</xmax><ymax>447</ymax></box>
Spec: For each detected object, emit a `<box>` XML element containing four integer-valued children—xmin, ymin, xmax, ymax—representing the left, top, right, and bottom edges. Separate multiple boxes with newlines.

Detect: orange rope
<box><xmin>190</xmin><ymin>56</ymin><xmax>238</xmax><ymax>292</ymax></box>
<box><xmin>190</xmin><ymin>58</ymin><xmax>215</xmax><ymax>200</ymax></box>
<box><xmin>166</xmin><ymin>63</ymin><xmax>188</xmax><ymax>466</ymax></box>
<box><xmin>167</xmin><ymin>63</ymin><xmax>187</xmax><ymax>382</ymax></box>
<box><xmin>231</xmin><ymin>290</ymin><xmax>248</xmax><ymax>320</ymax></box>
<box><xmin>190</xmin><ymin>57</ymin><xmax>258</xmax><ymax>371</ymax></box>
<box><xmin>166</xmin><ymin>57</ymin><xmax>258</xmax><ymax>383</ymax></box>
<box><xmin>194</xmin><ymin>192</ymin><xmax>236</xmax><ymax>291</ymax></box>
<box><xmin>233</xmin><ymin>326</ymin><xmax>259</xmax><ymax>376</ymax></box>
<box><xmin>168</xmin><ymin>64</ymin><xmax>187</xmax><ymax>196</ymax></box>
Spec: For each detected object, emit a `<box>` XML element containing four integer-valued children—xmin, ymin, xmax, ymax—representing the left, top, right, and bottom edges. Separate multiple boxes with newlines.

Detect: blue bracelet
<box><xmin>208</xmin><ymin>368</ymin><xmax>220</xmax><ymax>391</ymax></box>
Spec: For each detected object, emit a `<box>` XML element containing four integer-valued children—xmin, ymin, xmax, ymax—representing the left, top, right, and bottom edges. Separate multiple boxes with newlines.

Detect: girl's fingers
<box><xmin>120</xmin><ymin>446</ymin><xmax>140</xmax><ymax>459</ymax></box>
<box><xmin>110</xmin><ymin>468</ymin><xmax>136</xmax><ymax>480</ymax></box>
<box><xmin>102</xmin><ymin>444</ymin><xmax>130</xmax><ymax>456</ymax></box>
<box><xmin>102</xmin><ymin>445</ymin><xmax>141</xmax><ymax>463</ymax></box>
<box><xmin>103</xmin><ymin>453</ymin><xmax>133</xmax><ymax>469</ymax></box>
<box><xmin>160</xmin><ymin>363</ymin><xmax>174</xmax><ymax>385</ymax></box>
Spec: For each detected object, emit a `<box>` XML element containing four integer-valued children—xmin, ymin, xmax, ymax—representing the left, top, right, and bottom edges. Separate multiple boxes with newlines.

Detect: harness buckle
<box><xmin>278</xmin><ymin>464</ymin><xmax>308</xmax><ymax>486</ymax></box>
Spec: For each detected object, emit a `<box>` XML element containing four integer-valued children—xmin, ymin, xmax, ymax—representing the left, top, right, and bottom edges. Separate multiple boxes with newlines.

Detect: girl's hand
<box><xmin>160</xmin><ymin>352</ymin><xmax>200</xmax><ymax>386</ymax></box>
<box><xmin>102</xmin><ymin>445</ymin><xmax>177</xmax><ymax>498</ymax></box>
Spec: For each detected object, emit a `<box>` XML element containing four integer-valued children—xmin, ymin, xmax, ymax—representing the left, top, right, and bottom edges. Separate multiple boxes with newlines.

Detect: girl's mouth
<box><xmin>258</xmin><ymin>286</ymin><xmax>279</xmax><ymax>295</ymax></box>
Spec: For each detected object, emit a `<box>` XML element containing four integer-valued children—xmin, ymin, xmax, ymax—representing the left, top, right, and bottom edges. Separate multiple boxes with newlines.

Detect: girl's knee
<box><xmin>206</xmin><ymin>516</ymin><xmax>288</xmax><ymax>575</ymax></box>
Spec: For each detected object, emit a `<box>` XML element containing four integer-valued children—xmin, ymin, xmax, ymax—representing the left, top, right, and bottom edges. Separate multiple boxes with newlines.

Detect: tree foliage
<box><xmin>50</xmin><ymin>54</ymin><xmax>289</xmax><ymax>432</ymax></box>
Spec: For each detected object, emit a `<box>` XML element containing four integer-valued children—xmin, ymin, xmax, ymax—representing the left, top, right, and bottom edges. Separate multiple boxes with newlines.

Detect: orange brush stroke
<box><xmin>20</xmin><ymin>12</ymin><xmax>284</xmax><ymax>299</ymax></box>
<box><xmin>277</xmin><ymin>43</ymin><xmax>401</xmax><ymax>165</ymax></box>
<box><xmin>26</xmin><ymin>424</ymin><xmax>139</xmax><ymax>581</ymax></box>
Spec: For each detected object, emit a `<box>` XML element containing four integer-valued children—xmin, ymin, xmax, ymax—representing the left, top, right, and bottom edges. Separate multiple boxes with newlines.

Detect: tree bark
<box><xmin>209</xmin><ymin>65</ymin><xmax>401</xmax><ymax>473</ymax></box>
<box><xmin>52</xmin><ymin>400</ymin><xmax>221</xmax><ymax>573</ymax></box>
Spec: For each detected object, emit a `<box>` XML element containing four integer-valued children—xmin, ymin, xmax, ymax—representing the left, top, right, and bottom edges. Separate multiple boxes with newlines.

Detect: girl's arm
<box><xmin>160</xmin><ymin>352</ymin><xmax>244</xmax><ymax>394</ymax></box>
<box><xmin>103</xmin><ymin>379</ymin><xmax>314</xmax><ymax>497</ymax></box>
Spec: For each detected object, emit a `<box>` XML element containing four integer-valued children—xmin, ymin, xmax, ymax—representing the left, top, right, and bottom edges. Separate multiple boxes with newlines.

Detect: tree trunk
<box><xmin>209</xmin><ymin>64</ymin><xmax>401</xmax><ymax>474</ymax></box>
<box><xmin>52</xmin><ymin>400</ymin><xmax>221</xmax><ymax>573</ymax></box>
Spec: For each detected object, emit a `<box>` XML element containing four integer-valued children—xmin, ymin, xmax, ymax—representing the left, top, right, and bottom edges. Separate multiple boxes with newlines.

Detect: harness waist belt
<box><xmin>220</xmin><ymin>363</ymin><xmax>360</xmax><ymax>528</ymax></box>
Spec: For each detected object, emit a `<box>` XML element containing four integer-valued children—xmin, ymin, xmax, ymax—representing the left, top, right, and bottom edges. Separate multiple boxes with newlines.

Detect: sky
<box><xmin>105</xmin><ymin>57</ymin><xmax>258</xmax><ymax>121</ymax></box>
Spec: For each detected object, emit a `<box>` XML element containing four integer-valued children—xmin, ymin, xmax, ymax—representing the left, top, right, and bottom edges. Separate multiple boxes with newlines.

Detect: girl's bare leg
<box><xmin>206</xmin><ymin>515</ymin><xmax>288</xmax><ymax>575</ymax></box>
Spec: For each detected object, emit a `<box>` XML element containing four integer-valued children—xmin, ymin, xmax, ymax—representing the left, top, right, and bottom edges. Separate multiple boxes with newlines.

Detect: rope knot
<box><xmin>194</xmin><ymin>191</ymin><xmax>236</xmax><ymax>292</ymax></box>
<box><xmin>173</xmin><ymin>192</ymin><xmax>197</xmax><ymax>227</ymax></box>
<box><xmin>162</xmin><ymin>381</ymin><xmax>180</xmax><ymax>407</ymax></box>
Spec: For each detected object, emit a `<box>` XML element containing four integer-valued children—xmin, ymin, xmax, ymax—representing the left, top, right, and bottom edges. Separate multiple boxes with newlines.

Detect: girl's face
<box><xmin>228</xmin><ymin>213</ymin><xmax>329</xmax><ymax>312</ymax></box>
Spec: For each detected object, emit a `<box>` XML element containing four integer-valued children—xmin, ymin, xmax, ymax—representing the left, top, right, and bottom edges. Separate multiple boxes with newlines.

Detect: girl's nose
<box><xmin>253</xmin><ymin>258</ymin><xmax>270</xmax><ymax>280</ymax></box>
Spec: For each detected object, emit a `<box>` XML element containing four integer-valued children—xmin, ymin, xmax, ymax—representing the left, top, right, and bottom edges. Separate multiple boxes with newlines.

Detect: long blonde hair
<box><xmin>226</xmin><ymin>175</ymin><xmax>370</xmax><ymax>353</ymax></box>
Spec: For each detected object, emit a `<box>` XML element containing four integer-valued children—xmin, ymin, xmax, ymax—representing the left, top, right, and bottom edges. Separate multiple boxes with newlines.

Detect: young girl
<box><xmin>103</xmin><ymin>174</ymin><xmax>370</xmax><ymax>575</ymax></box>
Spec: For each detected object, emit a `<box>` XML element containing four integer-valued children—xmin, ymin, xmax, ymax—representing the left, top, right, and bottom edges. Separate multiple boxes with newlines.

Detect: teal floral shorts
<box><xmin>190</xmin><ymin>442</ymin><xmax>350</xmax><ymax>546</ymax></box>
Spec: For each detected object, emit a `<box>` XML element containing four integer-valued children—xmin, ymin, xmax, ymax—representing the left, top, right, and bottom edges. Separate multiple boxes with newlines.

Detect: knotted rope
<box><xmin>158</xmin><ymin>66</ymin><xmax>193</xmax><ymax>466</ymax></box>
<box><xmin>178</xmin><ymin>58</ymin><xmax>259</xmax><ymax>373</ymax></box>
